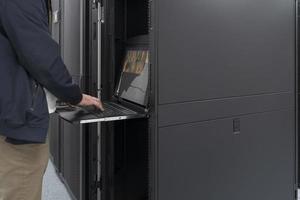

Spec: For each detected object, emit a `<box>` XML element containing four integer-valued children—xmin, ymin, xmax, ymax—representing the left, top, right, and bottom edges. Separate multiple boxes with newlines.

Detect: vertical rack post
<box><xmin>95</xmin><ymin>0</ymin><xmax>105</xmax><ymax>199</ymax></box>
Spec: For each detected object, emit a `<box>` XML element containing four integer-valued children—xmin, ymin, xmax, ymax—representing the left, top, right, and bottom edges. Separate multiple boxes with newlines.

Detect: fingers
<box><xmin>93</xmin><ymin>99</ymin><xmax>104</xmax><ymax>111</ymax></box>
<box><xmin>89</xmin><ymin>95</ymin><xmax>104</xmax><ymax>111</ymax></box>
<box><xmin>77</xmin><ymin>94</ymin><xmax>104</xmax><ymax>111</ymax></box>
<box><xmin>98</xmin><ymin>101</ymin><xmax>104</xmax><ymax>111</ymax></box>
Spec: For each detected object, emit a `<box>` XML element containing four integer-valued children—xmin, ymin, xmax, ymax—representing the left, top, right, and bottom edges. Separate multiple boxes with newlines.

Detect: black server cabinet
<box><xmin>49</xmin><ymin>0</ymin><xmax>99</xmax><ymax>199</ymax></box>
<box><xmin>154</xmin><ymin>0</ymin><xmax>297</xmax><ymax>200</ymax></box>
<box><xmin>61</xmin><ymin>0</ymin><xmax>84</xmax><ymax>199</ymax></box>
<box><xmin>51</xmin><ymin>0</ymin><xmax>297</xmax><ymax>200</ymax></box>
<box><xmin>49</xmin><ymin>0</ymin><xmax>62</xmax><ymax>173</ymax></box>
<box><xmin>298</xmin><ymin>0</ymin><xmax>300</xmax><ymax>188</ymax></box>
<box><xmin>85</xmin><ymin>0</ymin><xmax>298</xmax><ymax>199</ymax></box>
<box><xmin>85</xmin><ymin>0</ymin><xmax>152</xmax><ymax>199</ymax></box>
<box><xmin>89</xmin><ymin>0</ymin><xmax>297</xmax><ymax>199</ymax></box>
<box><xmin>53</xmin><ymin>0</ymin><xmax>88</xmax><ymax>199</ymax></box>
<box><xmin>48</xmin><ymin>113</ymin><xmax>61</xmax><ymax>171</ymax></box>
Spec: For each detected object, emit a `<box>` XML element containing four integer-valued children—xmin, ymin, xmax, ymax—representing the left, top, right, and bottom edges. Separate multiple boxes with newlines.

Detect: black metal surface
<box><xmin>61</xmin><ymin>122</ymin><xmax>82</xmax><ymax>200</ymax></box>
<box><xmin>157</xmin><ymin>0</ymin><xmax>295</xmax><ymax>105</ymax></box>
<box><xmin>50</xmin><ymin>0</ymin><xmax>61</xmax><ymax>43</ymax></box>
<box><xmin>297</xmin><ymin>0</ymin><xmax>300</xmax><ymax>188</ymax></box>
<box><xmin>111</xmin><ymin>119</ymin><xmax>149</xmax><ymax>200</ymax></box>
<box><xmin>50</xmin><ymin>0</ymin><xmax>297</xmax><ymax>199</ymax></box>
<box><xmin>60</xmin><ymin>0</ymin><xmax>81</xmax><ymax>76</ymax></box>
<box><xmin>126</xmin><ymin>0</ymin><xmax>149</xmax><ymax>38</ymax></box>
<box><xmin>48</xmin><ymin>114</ymin><xmax>61</xmax><ymax>171</ymax></box>
<box><xmin>48</xmin><ymin>0</ymin><xmax>62</xmax><ymax>172</ymax></box>
<box><xmin>96</xmin><ymin>1</ymin><xmax>151</xmax><ymax>200</ymax></box>
<box><xmin>155</xmin><ymin>0</ymin><xmax>296</xmax><ymax>199</ymax></box>
<box><xmin>59</xmin><ymin>0</ymin><xmax>84</xmax><ymax>199</ymax></box>
<box><xmin>158</xmin><ymin>92</ymin><xmax>294</xmax><ymax>127</ymax></box>
<box><xmin>158</xmin><ymin>110</ymin><xmax>295</xmax><ymax>200</ymax></box>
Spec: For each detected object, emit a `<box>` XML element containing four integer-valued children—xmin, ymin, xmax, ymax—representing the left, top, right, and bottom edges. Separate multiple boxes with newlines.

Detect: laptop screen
<box><xmin>115</xmin><ymin>49</ymin><xmax>149</xmax><ymax>107</ymax></box>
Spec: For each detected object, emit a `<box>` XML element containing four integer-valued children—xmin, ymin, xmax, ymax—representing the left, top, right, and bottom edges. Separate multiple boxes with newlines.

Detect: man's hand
<box><xmin>78</xmin><ymin>94</ymin><xmax>104</xmax><ymax>111</ymax></box>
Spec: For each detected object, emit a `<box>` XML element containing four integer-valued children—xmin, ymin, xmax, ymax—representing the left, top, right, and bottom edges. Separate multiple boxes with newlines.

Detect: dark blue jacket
<box><xmin>0</xmin><ymin>0</ymin><xmax>82</xmax><ymax>143</ymax></box>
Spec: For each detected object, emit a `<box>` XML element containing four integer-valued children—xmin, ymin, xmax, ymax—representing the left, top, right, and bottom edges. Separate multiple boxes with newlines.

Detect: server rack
<box><xmin>49</xmin><ymin>0</ymin><xmax>298</xmax><ymax>200</ymax></box>
<box><xmin>154</xmin><ymin>1</ymin><xmax>297</xmax><ymax>200</ymax></box>
<box><xmin>49</xmin><ymin>0</ymin><xmax>90</xmax><ymax>199</ymax></box>
<box><xmin>155</xmin><ymin>1</ymin><xmax>296</xmax><ymax>200</ymax></box>
<box><xmin>298</xmin><ymin>0</ymin><xmax>300</xmax><ymax>189</ymax></box>
<box><xmin>49</xmin><ymin>0</ymin><xmax>62</xmax><ymax>173</ymax></box>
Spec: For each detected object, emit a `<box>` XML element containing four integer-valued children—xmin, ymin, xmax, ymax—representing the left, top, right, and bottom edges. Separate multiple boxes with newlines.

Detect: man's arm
<box><xmin>1</xmin><ymin>0</ymin><xmax>82</xmax><ymax>105</ymax></box>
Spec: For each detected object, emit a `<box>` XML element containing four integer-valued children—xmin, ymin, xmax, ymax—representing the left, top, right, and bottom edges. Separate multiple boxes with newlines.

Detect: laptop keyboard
<box><xmin>82</xmin><ymin>103</ymin><xmax>135</xmax><ymax>118</ymax></box>
<box><xmin>108</xmin><ymin>103</ymin><xmax>136</xmax><ymax>115</ymax></box>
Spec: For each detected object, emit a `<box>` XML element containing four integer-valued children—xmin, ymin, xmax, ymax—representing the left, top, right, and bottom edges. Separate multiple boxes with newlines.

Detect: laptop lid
<box><xmin>115</xmin><ymin>35</ymin><xmax>150</xmax><ymax>107</ymax></box>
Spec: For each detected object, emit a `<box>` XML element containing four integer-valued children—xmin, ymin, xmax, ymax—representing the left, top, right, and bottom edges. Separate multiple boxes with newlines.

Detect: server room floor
<box><xmin>42</xmin><ymin>160</ymin><xmax>71</xmax><ymax>200</ymax></box>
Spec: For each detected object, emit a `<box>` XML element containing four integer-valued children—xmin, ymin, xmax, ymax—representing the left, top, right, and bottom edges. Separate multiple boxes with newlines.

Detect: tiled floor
<box><xmin>42</xmin><ymin>160</ymin><xmax>71</xmax><ymax>200</ymax></box>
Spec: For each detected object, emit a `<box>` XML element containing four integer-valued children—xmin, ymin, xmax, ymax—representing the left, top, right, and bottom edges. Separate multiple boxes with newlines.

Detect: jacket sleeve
<box><xmin>1</xmin><ymin>0</ymin><xmax>83</xmax><ymax>105</ymax></box>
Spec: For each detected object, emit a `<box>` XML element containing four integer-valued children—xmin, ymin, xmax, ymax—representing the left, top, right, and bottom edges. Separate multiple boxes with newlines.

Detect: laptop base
<box><xmin>56</xmin><ymin>102</ymin><xmax>147</xmax><ymax>124</ymax></box>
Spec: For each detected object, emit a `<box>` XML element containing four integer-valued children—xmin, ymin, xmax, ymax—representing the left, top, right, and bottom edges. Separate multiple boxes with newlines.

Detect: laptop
<box><xmin>56</xmin><ymin>35</ymin><xmax>149</xmax><ymax>124</ymax></box>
